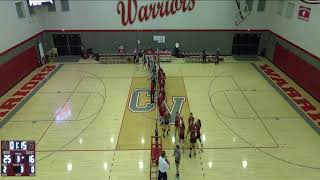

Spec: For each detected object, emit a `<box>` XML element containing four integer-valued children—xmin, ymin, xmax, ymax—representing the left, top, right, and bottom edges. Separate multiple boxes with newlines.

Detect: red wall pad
<box><xmin>274</xmin><ymin>45</ymin><xmax>320</xmax><ymax>101</ymax></box>
<box><xmin>0</xmin><ymin>46</ymin><xmax>38</xmax><ymax>96</ymax></box>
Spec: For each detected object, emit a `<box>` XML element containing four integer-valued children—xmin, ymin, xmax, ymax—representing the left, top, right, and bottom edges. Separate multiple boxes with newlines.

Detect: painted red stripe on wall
<box><xmin>0</xmin><ymin>46</ymin><xmax>39</xmax><ymax>96</ymax></box>
<box><xmin>273</xmin><ymin>44</ymin><xmax>320</xmax><ymax>101</ymax></box>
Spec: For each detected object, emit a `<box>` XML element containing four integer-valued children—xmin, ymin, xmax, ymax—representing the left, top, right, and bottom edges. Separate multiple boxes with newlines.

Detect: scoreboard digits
<box><xmin>1</xmin><ymin>140</ymin><xmax>35</xmax><ymax>176</ymax></box>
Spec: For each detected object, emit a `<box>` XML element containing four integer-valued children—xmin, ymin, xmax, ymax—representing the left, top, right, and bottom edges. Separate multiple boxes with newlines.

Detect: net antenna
<box><xmin>235</xmin><ymin>0</ymin><xmax>250</xmax><ymax>26</ymax></box>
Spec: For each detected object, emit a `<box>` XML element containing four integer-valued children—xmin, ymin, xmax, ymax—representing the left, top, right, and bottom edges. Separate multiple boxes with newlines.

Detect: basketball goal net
<box><xmin>235</xmin><ymin>0</ymin><xmax>250</xmax><ymax>26</ymax></box>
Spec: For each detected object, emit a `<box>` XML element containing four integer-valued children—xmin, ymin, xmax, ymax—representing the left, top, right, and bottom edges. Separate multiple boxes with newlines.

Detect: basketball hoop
<box><xmin>234</xmin><ymin>0</ymin><xmax>250</xmax><ymax>26</ymax></box>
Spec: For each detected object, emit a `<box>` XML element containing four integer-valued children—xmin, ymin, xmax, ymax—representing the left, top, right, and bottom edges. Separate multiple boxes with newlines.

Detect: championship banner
<box><xmin>297</xmin><ymin>6</ymin><xmax>311</xmax><ymax>21</ymax></box>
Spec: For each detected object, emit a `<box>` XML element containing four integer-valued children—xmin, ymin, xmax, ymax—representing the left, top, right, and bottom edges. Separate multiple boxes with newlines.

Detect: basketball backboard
<box><xmin>235</xmin><ymin>0</ymin><xmax>250</xmax><ymax>26</ymax></box>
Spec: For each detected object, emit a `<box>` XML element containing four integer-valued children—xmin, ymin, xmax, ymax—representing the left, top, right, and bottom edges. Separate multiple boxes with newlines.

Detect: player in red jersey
<box><xmin>158</xmin><ymin>74</ymin><xmax>163</xmax><ymax>90</ymax></box>
<box><xmin>161</xmin><ymin>71</ymin><xmax>166</xmax><ymax>86</ymax></box>
<box><xmin>158</xmin><ymin>67</ymin><xmax>162</xmax><ymax>83</ymax></box>
<box><xmin>158</xmin><ymin>66</ymin><xmax>163</xmax><ymax>79</ymax></box>
<box><xmin>157</xmin><ymin>91</ymin><xmax>164</xmax><ymax>108</ymax></box>
<box><xmin>195</xmin><ymin>119</ymin><xmax>203</xmax><ymax>152</ymax></box>
<box><xmin>159</xmin><ymin>103</ymin><xmax>170</xmax><ymax>138</ymax></box>
<box><xmin>189</xmin><ymin>123</ymin><xmax>197</xmax><ymax>158</ymax></box>
<box><xmin>162</xmin><ymin>70</ymin><xmax>166</xmax><ymax>81</ymax></box>
<box><xmin>159</xmin><ymin>78</ymin><xmax>165</xmax><ymax>89</ymax></box>
<box><xmin>159</xmin><ymin>87</ymin><xmax>166</xmax><ymax>102</ymax></box>
<box><xmin>186</xmin><ymin>112</ymin><xmax>195</xmax><ymax>137</ymax></box>
<box><xmin>174</xmin><ymin>112</ymin><xmax>181</xmax><ymax>137</ymax></box>
<box><xmin>178</xmin><ymin>119</ymin><xmax>185</xmax><ymax>153</ymax></box>
<box><xmin>188</xmin><ymin>112</ymin><xmax>195</xmax><ymax>126</ymax></box>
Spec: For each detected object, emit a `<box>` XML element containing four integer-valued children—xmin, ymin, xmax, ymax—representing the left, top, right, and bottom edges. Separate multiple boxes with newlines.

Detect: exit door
<box><xmin>232</xmin><ymin>34</ymin><xmax>260</xmax><ymax>55</ymax></box>
<box><xmin>53</xmin><ymin>34</ymin><xmax>82</xmax><ymax>56</ymax></box>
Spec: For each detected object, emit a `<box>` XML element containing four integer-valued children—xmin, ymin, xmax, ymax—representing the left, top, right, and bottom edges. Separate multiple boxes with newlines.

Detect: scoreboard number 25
<box><xmin>1</xmin><ymin>140</ymin><xmax>36</xmax><ymax>176</ymax></box>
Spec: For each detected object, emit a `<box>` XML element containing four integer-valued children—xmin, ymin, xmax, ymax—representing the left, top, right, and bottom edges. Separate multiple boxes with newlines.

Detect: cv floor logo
<box><xmin>128</xmin><ymin>88</ymin><xmax>185</xmax><ymax>123</ymax></box>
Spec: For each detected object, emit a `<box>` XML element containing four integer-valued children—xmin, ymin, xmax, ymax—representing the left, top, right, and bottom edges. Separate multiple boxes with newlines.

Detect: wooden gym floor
<box><xmin>0</xmin><ymin>57</ymin><xmax>319</xmax><ymax>180</ymax></box>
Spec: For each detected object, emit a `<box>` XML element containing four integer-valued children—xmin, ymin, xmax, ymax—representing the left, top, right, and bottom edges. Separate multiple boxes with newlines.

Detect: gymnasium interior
<box><xmin>0</xmin><ymin>0</ymin><xmax>319</xmax><ymax>179</ymax></box>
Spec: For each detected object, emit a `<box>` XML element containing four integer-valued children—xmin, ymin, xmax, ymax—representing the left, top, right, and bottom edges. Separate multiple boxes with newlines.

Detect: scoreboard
<box><xmin>1</xmin><ymin>141</ymin><xmax>35</xmax><ymax>176</ymax></box>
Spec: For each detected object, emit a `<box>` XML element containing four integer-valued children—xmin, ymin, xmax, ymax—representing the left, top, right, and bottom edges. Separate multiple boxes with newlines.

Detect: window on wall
<box><xmin>153</xmin><ymin>35</ymin><xmax>166</xmax><ymax>44</ymax></box>
<box><xmin>246</xmin><ymin>0</ymin><xmax>254</xmax><ymax>11</ymax></box>
<box><xmin>15</xmin><ymin>2</ymin><xmax>26</xmax><ymax>18</ymax></box>
<box><xmin>257</xmin><ymin>0</ymin><xmax>266</xmax><ymax>12</ymax></box>
<box><xmin>61</xmin><ymin>0</ymin><xmax>70</xmax><ymax>11</ymax></box>
<box><xmin>285</xmin><ymin>2</ymin><xmax>295</xmax><ymax>19</ymax></box>
<box><xmin>277</xmin><ymin>0</ymin><xmax>285</xmax><ymax>16</ymax></box>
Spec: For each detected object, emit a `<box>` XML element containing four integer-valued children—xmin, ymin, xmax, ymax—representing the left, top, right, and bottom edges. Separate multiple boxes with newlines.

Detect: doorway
<box><xmin>232</xmin><ymin>34</ymin><xmax>260</xmax><ymax>55</ymax></box>
<box><xmin>53</xmin><ymin>34</ymin><xmax>82</xmax><ymax>56</ymax></box>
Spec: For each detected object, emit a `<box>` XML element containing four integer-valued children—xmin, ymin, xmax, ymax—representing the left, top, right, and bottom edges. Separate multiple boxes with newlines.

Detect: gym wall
<box><xmin>39</xmin><ymin>0</ymin><xmax>270</xmax><ymax>55</ymax></box>
<box><xmin>44</xmin><ymin>30</ymin><xmax>268</xmax><ymax>56</ymax></box>
<box><xmin>262</xmin><ymin>0</ymin><xmax>320</xmax><ymax>101</ymax></box>
<box><xmin>0</xmin><ymin>1</ymin><xmax>42</xmax><ymax>54</ymax></box>
<box><xmin>0</xmin><ymin>1</ymin><xmax>44</xmax><ymax>97</ymax></box>
<box><xmin>39</xmin><ymin>0</ymin><xmax>268</xmax><ymax>30</ymax></box>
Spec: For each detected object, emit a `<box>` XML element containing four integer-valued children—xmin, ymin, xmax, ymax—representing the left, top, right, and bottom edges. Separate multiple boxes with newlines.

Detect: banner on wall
<box><xmin>297</xmin><ymin>6</ymin><xmax>311</xmax><ymax>21</ymax></box>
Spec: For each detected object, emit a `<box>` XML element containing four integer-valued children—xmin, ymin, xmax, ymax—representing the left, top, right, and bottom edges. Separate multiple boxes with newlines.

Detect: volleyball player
<box><xmin>195</xmin><ymin>119</ymin><xmax>204</xmax><ymax>152</ymax></box>
<box><xmin>186</xmin><ymin>112</ymin><xmax>195</xmax><ymax>137</ymax></box>
<box><xmin>175</xmin><ymin>112</ymin><xmax>181</xmax><ymax>137</ymax></box>
<box><xmin>147</xmin><ymin>57</ymin><xmax>151</xmax><ymax>70</ymax></box>
<box><xmin>150</xmin><ymin>81</ymin><xmax>155</xmax><ymax>104</ymax></box>
<box><xmin>163</xmin><ymin>109</ymin><xmax>171</xmax><ymax>137</ymax></box>
<box><xmin>159</xmin><ymin>102</ymin><xmax>165</xmax><ymax>125</ymax></box>
<box><xmin>157</xmin><ymin>92</ymin><xmax>163</xmax><ymax>109</ymax></box>
<box><xmin>189</xmin><ymin>123</ymin><xmax>197</xmax><ymax>158</ymax></box>
<box><xmin>179</xmin><ymin>119</ymin><xmax>185</xmax><ymax>153</ymax></box>
<box><xmin>159</xmin><ymin>87</ymin><xmax>166</xmax><ymax>102</ymax></box>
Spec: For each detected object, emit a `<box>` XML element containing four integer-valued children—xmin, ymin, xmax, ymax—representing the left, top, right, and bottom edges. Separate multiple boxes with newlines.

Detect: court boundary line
<box><xmin>208</xmin><ymin>71</ymin><xmax>320</xmax><ymax>169</ymax></box>
<box><xmin>0</xmin><ymin>64</ymin><xmax>64</xmax><ymax>128</ymax></box>
<box><xmin>224</xmin><ymin>92</ymin><xmax>240</xmax><ymax>118</ymax></box>
<box><xmin>231</xmin><ymin>77</ymin><xmax>280</xmax><ymax>148</ymax></box>
<box><xmin>251</xmin><ymin>63</ymin><xmax>320</xmax><ymax>135</ymax></box>
<box><xmin>82</xmin><ymin>75</ymin><xmax>231</xmax><ymax>79</ymax></box>
<box><xmin>210</xmin><ymin>90</ymin><xmax>302</xmax><ymax>120</ymax></box>
<box><xmin>208</xmin><ymin>75</ymin><xmax>281</xmax><ymax>148</ymax></box>
<box><xmin>6</xmin><ymin>92</ymin><xmax>104</xmax><ymax>122</ymax></box>
<box><xmin>181</xmin><ymin>70</ymin><xmax>192</xmax><ymax>114</ymax></box>
<box><xmin>115</xmin><ymin>77</ymin><xmax>134</xmax><ymax>149</ymax></box>
<box><xmin>36</xmin><ymin>146</ymin><xmax>280</xmax><ymax>152</ymax></box>
<box><xmin>36</xmin><ymin>69</ymin><xmax>108</xmax><ymax>162</ymax></box>
<box><xmin>74</xmin><ymin>94</ymin><xmax>91</xmax><ymax>121</ymax></box>
<box><xmin>36</xmin><ymin>78</ymin><xmax>84</xmax><ymax>146</ymax></box>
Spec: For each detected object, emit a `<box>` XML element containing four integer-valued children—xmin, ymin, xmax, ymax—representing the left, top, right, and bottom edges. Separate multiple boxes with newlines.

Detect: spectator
<box><xmin>202</xmin><ymin>49</ymin><xmax>207</xmax><ymax>63</ymax></box>
<box><xmin>215</xmin><ymin>48</ymin><xmax>221</xmax><ymax>64</ymax></box>
<box><xmin>133</xmin><ymin>48</ymin><xmax>138</xmax><ymax>62</ymax></box>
